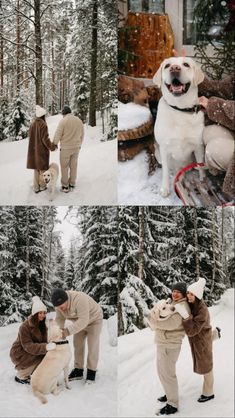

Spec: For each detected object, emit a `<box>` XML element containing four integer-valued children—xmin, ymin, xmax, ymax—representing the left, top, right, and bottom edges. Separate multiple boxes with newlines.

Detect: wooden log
<box><xmin>119</xmin><ymin>12</ymin><xmax>174</xmax><ymax>78</ymax></box>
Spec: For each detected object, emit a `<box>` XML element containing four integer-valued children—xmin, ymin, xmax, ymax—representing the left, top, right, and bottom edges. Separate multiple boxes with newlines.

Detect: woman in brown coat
<box><xmin>27</xmin><ymin>105</ymin><xmax>57</xmax><ymax>193</ymax></box>
<box><xmin>10</xmin><ymin>296</ymin><xmax>55</xmax><ymax>384</ymax></box>
<box><xmin>175</xmin><ymin>277</ymin><xmax>220</xmax><ymax>403</ymax></box>
<box><xmin>198</xmin><ymin>75</ymin><xmax>235</xmax><ymax>199</ymax></box>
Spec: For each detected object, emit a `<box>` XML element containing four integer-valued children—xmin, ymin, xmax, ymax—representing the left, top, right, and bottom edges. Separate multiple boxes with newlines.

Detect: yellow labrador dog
<box><xmin>153</xmin><ymin>56</ymin><xmax>205</xmax><ymax>197</ymax></box>
<box><xmin>42</xmin><ymin>163</ymin><xmax>59</xmax><ymax>201</ymax></box>
<box><xmin>31</xmin><ymin>319</ymin><xmax>71</xmax><ymax>404</ymax></box>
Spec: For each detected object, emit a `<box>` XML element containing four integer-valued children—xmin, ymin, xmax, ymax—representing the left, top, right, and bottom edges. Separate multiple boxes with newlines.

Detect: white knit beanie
<box><xmin>187</xmin><ymin>277</ymin><xmax>206</xmax><ymax>300</ymax></box>
<box><xmin>31</xmin><ymin>296</ymin><xmax>47</xmax><ymax>316</ymax></box>
<box><xmin>36</xmin><ymin>105</ymin><xmax>46</xmax><ymax>117</ymax></box>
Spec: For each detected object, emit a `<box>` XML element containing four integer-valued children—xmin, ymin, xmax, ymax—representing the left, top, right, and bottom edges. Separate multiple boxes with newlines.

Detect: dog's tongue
<box><xmin>170</xmin><ymin>84</ymin><xmax>185</xmax><ymax>93</ymax></box>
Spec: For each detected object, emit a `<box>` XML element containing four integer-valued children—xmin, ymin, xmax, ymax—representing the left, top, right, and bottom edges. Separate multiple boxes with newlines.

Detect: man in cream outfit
<box><xmin>53</xmin><ymin>106</ymin><xmax>84</xmax><ymax>192</ymax></box>
<box><xmin>148</xmin><ymin>282</ymin><xmax>191</xmax><ymax>416</ymax></box>
<box><xmin>51</xmin><ymin>288</ymin><xmax>103</xmax><ymax>383</ymax></box>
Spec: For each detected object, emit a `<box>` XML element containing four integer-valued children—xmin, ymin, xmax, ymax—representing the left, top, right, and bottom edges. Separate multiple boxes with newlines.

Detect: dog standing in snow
<box><xmin>31</xmin><ymin>319</ymin><xmax>71</xmax><ymax>404</ymax></box>
<box><xmin>153</xmin><ymin>56</ymin><xmax>205</xmax><ymax>197</ymax></box>
<box><xmin>42</xmin><ymin>162</ymin><xmax>59</xmax><ymax>201</ymax></box>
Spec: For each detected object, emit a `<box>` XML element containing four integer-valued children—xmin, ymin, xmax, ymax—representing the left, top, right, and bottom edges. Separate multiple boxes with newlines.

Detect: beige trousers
<box><xmin>73</xmin><ymin>319</ymin><xmax>103</xmax><ymax>371</ymax></box>
<box><xmin>157</xmin><ymin>345</ymin><xmax>181</xmax><ymax>408</ymax></box>
<box><xmin>16</xmin><ymin>359</ymin><xmax>41</xmax><ymax>379</ymax></box>
<box><xmin>203</xmin><ymin>125</ymin><xmax>234</xmax><ymax>172</ymax></box>
<box><xmin>34</xmin><ymin>170</ymin><xmax>46</xmax><ymax>191</ymax></box>
<box><xmin>60</xmin><ymin>147</ymin><xmax>80</xmax><ymax>187</ymax></box>
<box><xmin>202</xmin><ymin>370</ymin><xmax>214</xmax><ymax>396</ymax></box>
<box><xmin>201</xmin><ymin>327</ymin><xmax>219</xmax><ymax>396</ymax></box>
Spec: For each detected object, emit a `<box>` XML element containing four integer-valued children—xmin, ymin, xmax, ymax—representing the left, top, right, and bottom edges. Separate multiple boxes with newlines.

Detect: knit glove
<box><xmin>46</xmin><ymin>342</ymin><xmax>56</xmax><ymax>351</ymax></box>
<box><xmin>175</xmin><ymin>304</ymin><xmax>190</xmax><ymax>319</ymax></box>
<box><xmin>62</xmin><ymin>328</ymin><xmax>69</xmax><ymax>339</ymax></box>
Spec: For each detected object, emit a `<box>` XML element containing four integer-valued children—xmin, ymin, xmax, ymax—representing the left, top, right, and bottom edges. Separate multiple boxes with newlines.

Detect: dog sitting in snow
<box><xmin>153</xmin><ymin>56</ymin><xmax>205</xmax><ymax>197</ymax></box>
<box><xmin>31</xmin><ymin>319</ymin><xmax>71</xmax><ymax>404</ymax></box>
<box><xmin>147</xmin><ymin>298</ymin><xmax>176</xmax><ymax>330</ymax></box>
<box><xmin>42</xmin><ymin>162</ymin><xmax>59</xmax><ymax>201</ymax></box>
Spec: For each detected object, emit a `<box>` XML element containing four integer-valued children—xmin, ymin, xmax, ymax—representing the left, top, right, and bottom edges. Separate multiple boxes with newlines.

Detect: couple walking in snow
<box><xmin>10</xmin><ymin>289</ymin><xmax>103</xmax><ymax>385</ymax></box>
<box><xmin>26</xmin><ymin>105</ymin><xmax>84</xmax><ymax>194</ymax></box>
<box><xmin>148</xmin><ymin>277</ymin><xmax>221</xmax><ymax>416</ymax></box>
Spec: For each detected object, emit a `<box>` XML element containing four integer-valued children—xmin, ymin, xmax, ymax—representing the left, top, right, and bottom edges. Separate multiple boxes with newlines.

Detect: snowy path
<box><xmin>0</xmin><ymin>320</ymin><xmax>117</xmax><ymax>418</ymax></box>
<box><xmin>0</xmin><ymin>115</ymin><xmax>117</xmax><ymax>206</ymax></box>
<box><xmin>118</xmin><ymin>290</ymin><xmax>234</xmax><ymax>417</ymax></box>
<box><xmin>118</xmin><ymin>152</ymin><xmax>182</xmax><ymax>205</ymax></box>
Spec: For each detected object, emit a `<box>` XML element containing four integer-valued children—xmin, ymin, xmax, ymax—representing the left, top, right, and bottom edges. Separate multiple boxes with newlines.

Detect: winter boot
<box><xmin>61</xmin><ymin>186</ymin><xmax>69</xmax><ymax>193</ymax></box>
<box><xmin>69</xmin><ymin>184</ymin><xmax>75</xmax><ymax>190</ymax></box>
<box><xmin>15</xmin><ymin>376</ymin><xmax>30</xmax><ymax>384</ymax></box>
<box><xmin>216</xmin><ymin>327</ymin><xmax>221</xmax><ymax>338</ymax></box>
<box><xmin>85</xmin><ymin>369</ymin><xmax>96</xmax><ymax>384</ymax></box>
<box><xmin>197</xmin><ymin>394</ymin><xmax>215</xmax><ymax>403</ymax></box>
<box><xmin>156</xmin><ymin>404</ymin><xmax>178</xmax><ymax>415</ymax></box>
<box><xmin>68</xmin><ymin>368</ymin><xmax>84</xmax><ymax>381</ymax></box>
<box><xmin>157</xmin><ymin>395</ymin><xmax>167</xmax><ymax>403</ymax></box>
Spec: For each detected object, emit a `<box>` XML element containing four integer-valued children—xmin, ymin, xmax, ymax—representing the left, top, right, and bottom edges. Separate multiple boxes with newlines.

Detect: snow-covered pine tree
<box><xmin>183</xmin><ymin>208</ymin><xmax>226</xmax><ymax>305</ymax></box>
<box><xmin>146</xmin><ymin>207</ymin><xmax>186</xmax><ymax>295</ymax></box>
<box><xmin>0</xmin><ymin>96</ymin><xmax>9</xmax><ymax>141</ymax></box>
<box><xmin>49</xmin><ymin>232</ymin><xmax>66</xmax><ymax>289</ymax></box>
<box><xmin>118</xmin><ymin>206</ymin><xmax>156</xmax><ymax>334</ymax></box>
<box><xmin>0</xmin><ymin>207</ymin><xmax>19</xmax><ymax>323</ymax></box>
<box><xmin>4</xmin><ymin>96</ymin><xmax>29</xmax><ymax>141</ymax></box>
<box><xmin>64</xmin><ymin>241</ymin><xmax>77</xmax><ymax>289</ymax></box>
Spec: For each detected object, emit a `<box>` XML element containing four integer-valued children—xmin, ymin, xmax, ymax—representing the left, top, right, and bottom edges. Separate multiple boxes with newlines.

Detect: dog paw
<box><xmin>160</xmin><ymin>187</ymin><xmax>170</xmax><ymax>197</ymax></box>
<box><xmin>66</xmin><ymin>384</ymin><xmax>72</xmax><ymax>390</ymax></box>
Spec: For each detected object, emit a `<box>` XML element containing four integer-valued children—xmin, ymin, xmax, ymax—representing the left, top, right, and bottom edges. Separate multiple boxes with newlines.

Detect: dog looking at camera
<box><xmin>42</xmin><ymin>163</ymin><xmax>59</xmax><ymax>201</ymax></box>
<box><xmin>153</xmin><ymin>56</ymin><xmax>205</xmax><ymax>197</ymax></box>
<box><xmin>31</xmin><ymin>320</ymin><xmax>71</xmax><ymax>404</ymax></box>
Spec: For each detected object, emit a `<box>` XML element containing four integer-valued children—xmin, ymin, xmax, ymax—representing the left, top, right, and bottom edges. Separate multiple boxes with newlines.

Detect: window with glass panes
<box><xmin>128</xmin><ymin>0</ymin><xmax>165</xmax><ymax>13</ymax></box>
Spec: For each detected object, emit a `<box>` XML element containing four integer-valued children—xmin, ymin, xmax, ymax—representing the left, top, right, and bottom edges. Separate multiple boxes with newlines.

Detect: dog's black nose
<box><xmin>170</xmin><ymin>65</ymin><xmax>181</xmax><ymax>74</ymax></box>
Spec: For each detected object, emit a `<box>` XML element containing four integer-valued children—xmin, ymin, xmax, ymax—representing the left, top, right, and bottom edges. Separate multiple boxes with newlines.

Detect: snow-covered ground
<box><xmin>118</xmin><ymin>289</ymin><xmax>234</xmax><ymax>417</ymax></box>
<box><xmin>118</xmin><ymin>152</ymin><xmax>182</xmax><ymax>205</ymax></box>
<box><xmin>0</xmin><ymin>115</ymin><xmax>117</xmax><ymax>205</ymax></box>
<box><xmin>0</xmin><ymin>318</ymin><xmax>117</xmax><ymax>418</ymax></box>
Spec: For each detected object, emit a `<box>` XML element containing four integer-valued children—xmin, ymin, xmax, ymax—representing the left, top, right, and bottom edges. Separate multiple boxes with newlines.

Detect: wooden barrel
<box><xmin>119</xmin><ymin>12</ymin><xmax>174</xmax><ymax>78</ymax></box>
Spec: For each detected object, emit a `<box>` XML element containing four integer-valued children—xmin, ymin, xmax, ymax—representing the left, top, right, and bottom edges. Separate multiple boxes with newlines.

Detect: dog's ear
<box><xmin>193</xmin><ymin>61</ymin><xmax>204</xmax><ymax>86</ymax></box>
<box><xmin>153</xmin><ymin>62</ymin><xmax>163</xmax><ymax>87</ymax></box>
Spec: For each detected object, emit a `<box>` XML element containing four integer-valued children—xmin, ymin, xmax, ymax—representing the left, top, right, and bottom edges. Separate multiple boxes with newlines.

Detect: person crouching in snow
<box><xmin>175</xmin><ymin>277</ymin><xmax>221</xmax><ymax>403</ymax></box>
<box><xmin>10</xmin><ymin>296</ymin><xmax>56</xmax><ymax>384</ymax></box>
<box><xmin>27</xmin><ymin>105</ymin><xmax>57</xmax><ymax>193</ymax></box>
<box><xmin>147</xmin><ymin>282</ymin><xmax>191</xmax><ymax>416</ymax></box>
<box><xmin>51</xmin><ymin>288</ymin><xmax>103</xmax><ymax>384</ymax></box>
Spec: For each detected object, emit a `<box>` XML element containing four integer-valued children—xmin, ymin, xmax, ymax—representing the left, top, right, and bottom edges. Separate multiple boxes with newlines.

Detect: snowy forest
<box><xmin>0</xmin><ymin>205</ymin><xmax>118</xmax><ymax>325</ymax></box>
<box><xmin>118</xmin><ymin>206</ymin><xmax>234</xmax><ymax>335</ymax></box>
<box><xmin>0</xmin><ymin>0</ymin><xmax>117</xmax><ymax>141</ymax></box>
<box><xmin>1</xmin><ymin>205</ymin><xmax>234</xmax><ymax>335</ymax></box>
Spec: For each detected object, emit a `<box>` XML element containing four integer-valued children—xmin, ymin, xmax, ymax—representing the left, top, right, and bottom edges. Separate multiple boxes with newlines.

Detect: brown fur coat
<box><xmin>182</xmin><ymin>300</ymin><xmax>213</xmax><ymax>375</ymax></box>
<box><xmin>27</xmin><ymin>118</ymin><xmax>56</xmax><ymax>171</ymax></box>
<box><xmin>10</xmin><ymin>315</ymin><xmax>47</xmax><ymax>370</ymax></box>
<box><xmin>199</xmin><ymin>76</ymin><xmax>235</xmax><ymax>197</ymax></box>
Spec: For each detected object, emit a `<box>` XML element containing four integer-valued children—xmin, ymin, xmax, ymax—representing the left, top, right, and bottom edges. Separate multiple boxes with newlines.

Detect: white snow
<box><xmin>118</xmin><ymin>289</ymin><xmax>234</xmax><ymax>417</ymax></box>
<box><xmin>118</xmin><ymin>152</ymin><xmax>182</xmax><ymax>205</ymax></box>
<box><xmin>0</xmin><ymin>319</ymin><xmax>117</xmax><ymax>417</ymax></box>
<box><xmin>0</xmin><ymin>115</ymin><xmax>117</xmax><ymax>205</ymax></box>
<box><xmin>118</xmin><ymin>102</ymin><xmax>152</xmax><ymax>131</ymax></box>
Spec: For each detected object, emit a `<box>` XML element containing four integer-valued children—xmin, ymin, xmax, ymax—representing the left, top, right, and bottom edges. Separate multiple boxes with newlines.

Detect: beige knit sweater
<box><xmin>53</xmin><ymin>114</ymin><xmax>84</xmax><ymax>149</ymax></box>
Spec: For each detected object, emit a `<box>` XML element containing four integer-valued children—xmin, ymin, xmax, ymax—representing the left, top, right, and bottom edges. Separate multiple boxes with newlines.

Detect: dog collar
<box><xmin>169</xmin><ymin>104</ymin><xmax>203</xmax><ymax>113</ymax></box>
<box><xmin>53</xmin><ymin>340</ymin><xmax>69</xmax><ymax>345</ymax></box>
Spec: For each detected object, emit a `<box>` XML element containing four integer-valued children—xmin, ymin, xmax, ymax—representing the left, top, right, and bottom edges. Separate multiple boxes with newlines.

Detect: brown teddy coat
<box><xmin>182</xmin><ymin>300</ymin><xmax>213</xmax><ymax>375</ymax></box>
<box><xmin>10</xmin><ymin>315</ymin><xmax>47</xmax><ymax>370</ymax></box>
<box><xmin>199</xmin><ymin>75</ymin><xmax>235</xmax><ymax>197</ymax></box>
<box><xmin>27</xmin><ymin>118</ymin><xmax>56</xmax><ymax>171</ymax></box>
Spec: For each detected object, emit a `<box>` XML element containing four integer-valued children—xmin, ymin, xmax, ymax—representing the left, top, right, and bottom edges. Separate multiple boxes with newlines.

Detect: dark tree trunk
<box><xmin>34</xmin><ymin>0</ymin><xmax>43</xmax><ymax>105</ymax></box>
<box><xmin>88</xmin><ymin>0</ymin><xmax>98</xmax><ymax>127</ymax></box>
<box><xmin>0</xmin><ymin>0</ymin><xmax>4</xmax><ymax>94</ymax></box>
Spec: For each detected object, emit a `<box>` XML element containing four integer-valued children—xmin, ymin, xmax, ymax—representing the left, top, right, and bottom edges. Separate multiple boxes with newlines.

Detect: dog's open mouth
<box><xmin>165</xmin><ymin>79</ymin><xmax>190</xmax><ymax>96</ymax></box>
<box><xmin>44</xmin><ymin>178</ymin><xmax>50</xmax><ymax>184</ymax></box>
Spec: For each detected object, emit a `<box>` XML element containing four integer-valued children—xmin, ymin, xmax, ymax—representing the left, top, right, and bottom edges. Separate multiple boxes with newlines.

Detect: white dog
<box><xmin>153</xmin><ymin>56</ymin><xmax>205</xmax><ymax>197</ymax></box>
<box><xmin>147</xmin><ymin>298</ymin><xmax>176</xmax><ymax>330</ymax></box>
<box><xmin>31</xmin><ymin>319</ymin><xmax>71</xmax><ymax>404</ymax></box>
<box><xmin>42</xmin><ymin>163</ymin><xmax>59</xmax><ymax>201</ymax></box>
